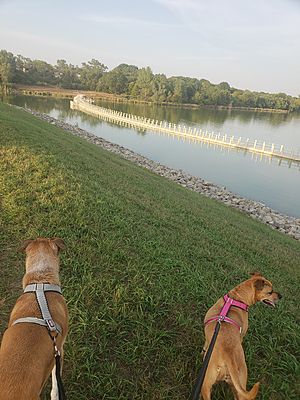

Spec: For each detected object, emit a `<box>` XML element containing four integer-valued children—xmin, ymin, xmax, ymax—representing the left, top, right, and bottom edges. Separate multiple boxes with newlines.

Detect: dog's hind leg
<box><xmin>226</xmin><ymin>354</ymin><xmax>259</xmax><ymax>400</ymax></box>
<box><xmin>201</xmin><ymin>372</ymin><xmax>216</xmax><ymax>400</ymax></box>
<box><xmin>200</xmin><ymin>382</ymin><xmax>212</xmax><ymax>400</ymax></box>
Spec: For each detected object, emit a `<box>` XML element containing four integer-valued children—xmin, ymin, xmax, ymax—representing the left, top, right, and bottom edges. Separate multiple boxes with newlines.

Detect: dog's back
<box><xmin>0</xmin><ymin>292</ymin><xmax>68</xmax><ymax>399</ymax></box>
<box><xmin>0</xmin><ymin>238</ymin><xmax>68</xmax><ymax>399</ymax></box>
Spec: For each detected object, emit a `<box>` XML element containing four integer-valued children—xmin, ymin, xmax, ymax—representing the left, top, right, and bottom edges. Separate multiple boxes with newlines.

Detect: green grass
<box><xmin>0</xmin><ymin>102</ymin><xmax>299</xmax><ymax>399</ymax></box>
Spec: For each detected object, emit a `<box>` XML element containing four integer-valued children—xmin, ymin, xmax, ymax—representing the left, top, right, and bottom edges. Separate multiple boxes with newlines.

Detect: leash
<box><xmin>12</xmin><ymin>283</ymin><xmax>66</xmax><ymax>400</ymax></box>
<box><xmin>190</xmin><ymin>294</ymin><xmax>248</xmax><ymax>400</ymax></box>
<box><xmin>53</xmin><ymin>336</ymin><xmax>66</xmax><ymax>400</ymax></box>
<box><xmin>190</xmin><ymin>321</ymin><xmax>221</xmax><ymax>400</ymax></box>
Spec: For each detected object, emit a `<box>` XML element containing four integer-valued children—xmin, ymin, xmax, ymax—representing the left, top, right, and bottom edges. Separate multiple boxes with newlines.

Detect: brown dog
<box><xmin>0</xmin><ymin>238</ymin><xmax>68</xmax><ymax>400</ymax></box>
<box><xmin>201</xmin><ymin>272</ymin><xmax>281</xmax><ymax>400</ymax></box>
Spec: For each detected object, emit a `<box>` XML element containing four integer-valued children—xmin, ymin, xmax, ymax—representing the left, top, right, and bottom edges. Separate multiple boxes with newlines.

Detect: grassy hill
<box><xmin>0</xmin><ymin>102</ymin><xmax>299</xmax><ymax>399</ymax></box>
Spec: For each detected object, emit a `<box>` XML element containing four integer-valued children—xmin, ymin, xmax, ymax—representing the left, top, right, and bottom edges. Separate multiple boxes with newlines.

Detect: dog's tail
<box><xmin>226</xmin><ymin>356</ymin><xmax>260</xmax><ymax>399</ymax></box>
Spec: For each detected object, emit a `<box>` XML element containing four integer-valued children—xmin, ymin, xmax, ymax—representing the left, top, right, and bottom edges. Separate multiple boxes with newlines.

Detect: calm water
<box><xmin>5</xmin><ymin>95</ymin><xmax>300</xmax><ymax>218</ymax></box>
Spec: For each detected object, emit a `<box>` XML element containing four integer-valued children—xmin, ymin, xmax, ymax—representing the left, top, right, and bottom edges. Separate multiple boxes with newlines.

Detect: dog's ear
<box><xmin>51</xmin><ymin>238</ymin><xmax>65</xmax><ymax>252</ymax></box>
<box><xmin>254</xmin><ymin>278</ymin><xmax>266</xmax><ymax>291</ymax></box>
<box><xmin>250</xmin><ymin>271</ymin><xmax>262</xmax><ymax>277</ymax></box>
<box><xmin>19</xmin><ymin>239</ymin><xmax>34</xmax><ymax>252</ymax></box>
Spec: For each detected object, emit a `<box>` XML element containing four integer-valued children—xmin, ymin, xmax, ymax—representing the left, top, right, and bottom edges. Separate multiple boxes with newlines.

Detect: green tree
<box><xmin>14</xmin><ymin>54</ymin><xmax>33</xmax><ymax>84</ymax></box>
<box><xmin>151</xmin><ymin>74</ymin><xmax>170</xmax><ymax>103</ymax></box>
<box><xmin>98</xmin><ymin>64</ymin><xmax>138</xmax><ymax>94</ymax></box>
<box><xmin>193</xmin><ymin>79</ymin><xmax>213</xmax><ymax>105</ymax></box>
<box><xmin>169</xmin><ymin>77</ymin><xmax>189</xmax><ymax>103</ymax></box>
<box><xmin>55</xmin><ymin>59</ymin><xmax>81</xmax><ymax>89</ymax></box>
<box><xmin>31</xmin><ymin>60</ymin><xmax>56</xmax><ymax>85</ymax></box>
<box><xmin>79</xmin><ymin>59</ymin><xmax>107</xmax><ymax>91</ymax></box>
<box><xmin>130</xmin><ymin>67</ymin><xmax>154</xmax><ymax>100</ymax></box>
<box><xmin>0</xmin><ymin>50</ymin><xmax>15</xmax><ymax>94</ymax></box>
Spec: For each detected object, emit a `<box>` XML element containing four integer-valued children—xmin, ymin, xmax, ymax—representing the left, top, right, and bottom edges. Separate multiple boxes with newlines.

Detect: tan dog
<box><xmin>0</xmin><ymin>238</ymin><xmax>68</xmax><ymax>400</ymax></box>
<box><xmin>201</xmin><ymin>272</ymin><xmax>281</xmax><ymax>400</ymax></box>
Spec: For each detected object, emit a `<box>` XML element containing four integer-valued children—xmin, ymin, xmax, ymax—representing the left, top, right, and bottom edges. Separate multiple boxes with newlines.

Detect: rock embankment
<box><xmin>18</xmin><ymin>106</ymin><xmax>300</xmax><ymax>241</ymax></box>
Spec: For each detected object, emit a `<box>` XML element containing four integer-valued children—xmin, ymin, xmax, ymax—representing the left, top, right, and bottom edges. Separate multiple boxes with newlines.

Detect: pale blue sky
<box><xmin>0</xmin><ymin>0</ymin><xmax>299</xmax><ymax>96</ymax></box>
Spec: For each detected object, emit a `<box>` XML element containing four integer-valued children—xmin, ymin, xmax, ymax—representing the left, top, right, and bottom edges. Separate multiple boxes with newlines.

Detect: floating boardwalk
<box><xmin>70</xmin><ymin>95</ymin><xmax>300</xmax><ymax>165</ymax></box>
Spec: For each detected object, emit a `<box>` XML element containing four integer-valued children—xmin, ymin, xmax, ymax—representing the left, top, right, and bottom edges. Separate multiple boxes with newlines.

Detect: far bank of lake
<box><xmin>11</xmin><ymin>85</ymin><xmax>291</xmax><ymax>113</ymax></box>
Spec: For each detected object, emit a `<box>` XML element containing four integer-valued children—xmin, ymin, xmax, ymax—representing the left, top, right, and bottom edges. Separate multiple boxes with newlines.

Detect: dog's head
<box><xmin>20</xmin><ymin>237</ymin><xmax>65</xmax><ymax>255</ymax></box>
<box><xmin>251</xmin><ymin>272</ymin><xmax>282</xmax><ymax>308</ymax></box>
<box><xmin>19</xmin><ymin>237</ymin><xmax>65</xmax><ymax>286</ymax></box>
<box><xmin>20</xmin><ymin>238</ymin><xmax>65</xmax><ymax>274</ymax></box>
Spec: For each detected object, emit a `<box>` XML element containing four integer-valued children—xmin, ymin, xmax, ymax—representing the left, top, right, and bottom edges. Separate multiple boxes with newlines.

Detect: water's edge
<box><xmin>13</xmin><ymin>105</ymin><xmax>300</xmax><ymax>241</ymax></box>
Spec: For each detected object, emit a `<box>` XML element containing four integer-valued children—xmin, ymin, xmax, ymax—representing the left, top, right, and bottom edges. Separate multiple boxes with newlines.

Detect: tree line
<box><xmin>1</xmin><ymin>49</ymin><xmax>299</xmax><ymax>112</ymax></box>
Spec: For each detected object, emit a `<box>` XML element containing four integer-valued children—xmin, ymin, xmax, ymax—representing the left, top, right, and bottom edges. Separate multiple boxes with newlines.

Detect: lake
<box><xmin>4</xmin><ymin>95</ymin><xmax>300</xmax><ymax>218</ymax></box>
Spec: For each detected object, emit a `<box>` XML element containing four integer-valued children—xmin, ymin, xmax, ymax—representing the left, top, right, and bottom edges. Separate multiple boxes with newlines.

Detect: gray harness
<box><xmin>12</xmin><ymin>283</ymin><xmax>62</xmax><ymax>336</ymax></box>
<box><xmin>12</xmin><ymin>283</ymin><xmax>66</xmax><ymax>399</ymax></box>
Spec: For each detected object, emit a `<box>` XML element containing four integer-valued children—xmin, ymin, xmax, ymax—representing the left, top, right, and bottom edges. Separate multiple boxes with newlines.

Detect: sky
<box><xmin>0</xmin><ymin>0</ymin><xmax>299</xmax><ymax>96</ymax></box>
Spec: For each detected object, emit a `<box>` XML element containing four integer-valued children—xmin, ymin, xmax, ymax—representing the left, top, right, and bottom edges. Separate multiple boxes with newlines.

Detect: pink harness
<box><xmin>204</xmin><ymin>294</ymin><xmax>248</xmax><ymax>334</ymax></box>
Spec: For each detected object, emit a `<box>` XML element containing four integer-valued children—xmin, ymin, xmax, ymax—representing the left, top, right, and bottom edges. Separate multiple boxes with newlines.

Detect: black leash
<box><xmin>53</xmin><ymin>337</ymin><xmax>67</xmax><ymax>400</ymax></box>
<box><xmin>190</xmin><ymin>321</ymin><xmax>221</xmax><ymax>400</ymax></box>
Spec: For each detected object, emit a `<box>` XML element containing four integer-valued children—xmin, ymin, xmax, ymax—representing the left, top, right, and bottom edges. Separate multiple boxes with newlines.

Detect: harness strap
<box><xmin>12</xmin><ymin>283</ymin><xmax>62</xmax><ymax>335</ymax></box>
<box><xmin>12</xmin><ymin>317</ymin><xmax>62</xmax><ymax>335</ymax></box>
<box><xmin>223</xmin><ymin>294</ymin><xmax>249</xmax><ymax>312</ymax></box>
<box><xmin>24</xmin><ymin>283</ymin><xmax>62</xmax><ymax>294</ymax></box>
<box><xmin>204</xmin><ymin>293</ymin><xmax>248</xmax><ymax>334</ymax></box>
<box><xmin>35</xmin><ymin>284</ymin><xmax>58</xmax><ymax>333</ymax></box>
<box><xmin>204</xmin><ymin>315</ymin><xmax>242</xmax><ymax>333</ymax></box>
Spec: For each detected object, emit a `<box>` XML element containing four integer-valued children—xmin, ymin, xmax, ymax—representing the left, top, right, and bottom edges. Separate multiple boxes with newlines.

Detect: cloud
<box><xmin>154</xmin><ymin>0</ymin><xmax>300</xmax><ymax>32</ymax></box>
<box><xmin>80</xmin><ymin>14</ymin><xmax>182</xmax><ymax>30</ymax></box>
<box><xmin>154</xmin><ymin>0</ymin><xmax>300</xmax><ymax>55</ymax></box>
<box><xmin>0</xmin><ymin>28</ymin><xmax>80</xmax><ymax>52</ymax></box>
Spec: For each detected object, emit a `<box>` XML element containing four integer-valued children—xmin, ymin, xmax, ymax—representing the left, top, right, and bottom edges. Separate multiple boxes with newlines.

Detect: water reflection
<box><xmin>88</xmin><ymin>112</ymin><xmax>300</xmax><ymax>171</ymax></box>
<box><xmin>94</xmin><ymin>99</ymin><xmax>300</xmax><ymax>128</ymax></box>
<box><xmin>8</xmin><ymin>95</ymin><xmax>300</xmax><ymax>129</ymax></box>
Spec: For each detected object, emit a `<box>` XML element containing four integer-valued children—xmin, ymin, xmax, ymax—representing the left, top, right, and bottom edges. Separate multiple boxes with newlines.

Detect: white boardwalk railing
<box><xmin>70</xmin><ymin>95</ymin><xmax>300</xmax><ymax>164</ymax></box>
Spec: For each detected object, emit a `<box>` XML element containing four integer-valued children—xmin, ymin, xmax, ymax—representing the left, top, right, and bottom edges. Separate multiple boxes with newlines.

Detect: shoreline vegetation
<box><xmin>11</xmin><ymin>84</ymin><xmax>290</xmax><ymax>114</ymax></box>
<box><xmin>1</xmin><ymin>102</ymin><xmax>300</xmax><ymax>399</ymax></box>
<box><xmin>1</xmin><ymin>49</ymin><xmax>300</xmax><ymax>113</ymax></box>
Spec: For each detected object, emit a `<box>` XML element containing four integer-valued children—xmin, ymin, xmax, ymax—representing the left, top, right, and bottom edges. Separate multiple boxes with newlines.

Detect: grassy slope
<box><xmin>0</xmin><ymin>102</ymin><xmax>299</xmax><ymax>399</ymax></box>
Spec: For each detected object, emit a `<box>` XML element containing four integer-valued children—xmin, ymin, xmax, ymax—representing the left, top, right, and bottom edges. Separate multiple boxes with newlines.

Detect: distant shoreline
<box><xmin>10</xmin><ymin>84</ymin><xmax>289</xmax><ymax>114</ymax></box>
